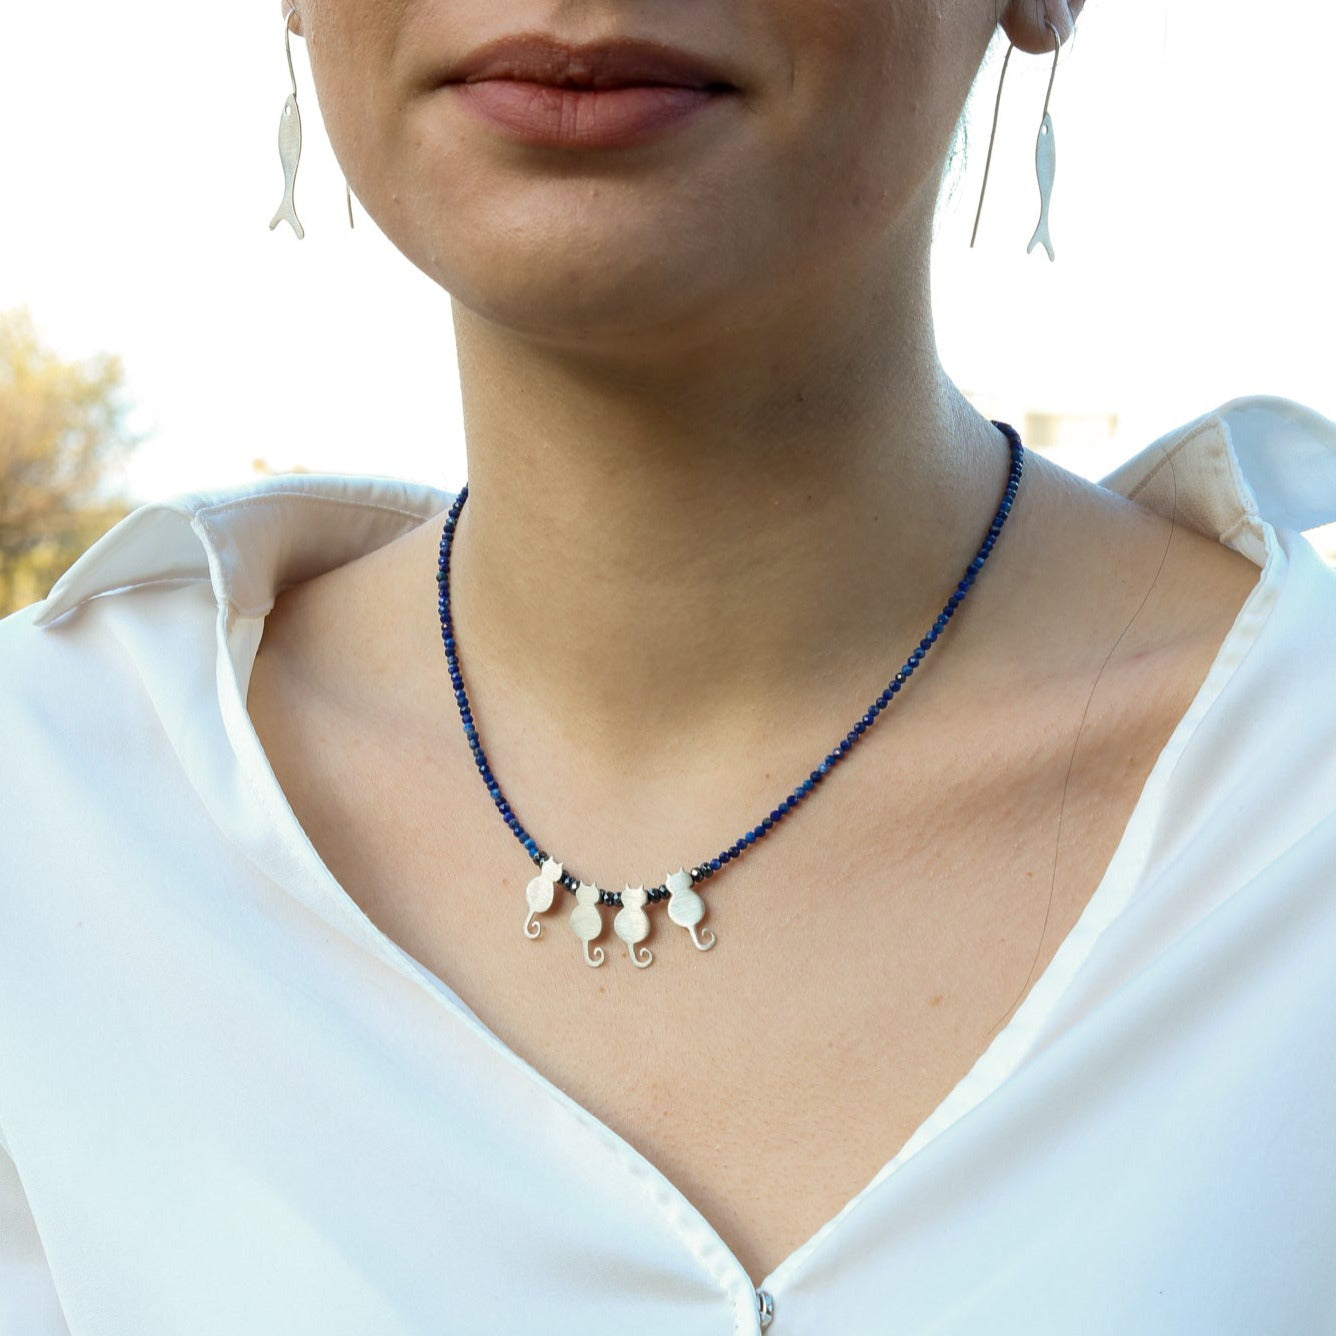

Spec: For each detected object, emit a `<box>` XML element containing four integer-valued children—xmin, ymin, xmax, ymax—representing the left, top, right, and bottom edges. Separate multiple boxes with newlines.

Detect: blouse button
<box><xmin>756</xmin><ymin>1288</ymin><xmax>775</xmax><ymax>1330</ymax></box>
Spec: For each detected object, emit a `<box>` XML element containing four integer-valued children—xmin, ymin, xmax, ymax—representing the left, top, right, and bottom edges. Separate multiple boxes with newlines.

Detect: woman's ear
<box><xmin>999</xmin><ymin>0</ymin><xmax>1088</xmax><ymax>55</ymax></box>
<box><xmin>282</xmin><ymin>3</ymin><xmax>303</xmax><ymax>38</ymax></box>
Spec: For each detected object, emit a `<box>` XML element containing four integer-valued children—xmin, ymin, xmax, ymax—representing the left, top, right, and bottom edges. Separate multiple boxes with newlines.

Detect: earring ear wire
<box><xmin>970</xmin><ymin>19</ymin><xmax>1064</xmax><ymax>261</ymax></box>
<box><xmin>969</xmin><ymin>42</ymin><xmax>1014</xmax><ymax>250</ymax></box>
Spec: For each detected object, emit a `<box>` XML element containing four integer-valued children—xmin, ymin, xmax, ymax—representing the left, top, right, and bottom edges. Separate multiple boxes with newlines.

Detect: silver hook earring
<box><xmin>269</xmin><ymin>6</ymin><xmax>356</xmax><ymax>239</ymax></box>
<box><xmin>269</xmin><ymin>7</ymin><xmax>306</xmax><ymax>238</ymax></box>
<box><xmin>970</xmin><ymin>20</ymin><xmax>1063</xmax><ymax>261</ymax></box>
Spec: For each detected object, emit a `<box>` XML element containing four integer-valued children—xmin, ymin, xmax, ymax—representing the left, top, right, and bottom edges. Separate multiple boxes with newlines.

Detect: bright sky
<box><xmin>1</xmin><ymin>0</ymin><xmax>1332</xmax><ymax>504</ymax></box>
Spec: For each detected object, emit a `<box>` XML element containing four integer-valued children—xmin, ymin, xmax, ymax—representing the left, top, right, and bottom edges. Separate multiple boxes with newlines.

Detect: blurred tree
<box><xmin>0</xmin><ymin>307</ymin><xmax>141</xmax><ymax>616</ymax></box>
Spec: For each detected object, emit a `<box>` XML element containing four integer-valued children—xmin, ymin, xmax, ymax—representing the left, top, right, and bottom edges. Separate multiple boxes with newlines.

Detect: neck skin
<box><xmin>434</xmin><ymin>193</ymin><xmax>1019</xmax><ymax>775</ymax></box>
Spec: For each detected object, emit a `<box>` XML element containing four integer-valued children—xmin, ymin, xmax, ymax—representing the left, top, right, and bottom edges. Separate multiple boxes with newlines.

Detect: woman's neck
<box><xmin>441</xmin><ymin>289</ymin><xmax>1014</xmax><ymax>767</ymax></box>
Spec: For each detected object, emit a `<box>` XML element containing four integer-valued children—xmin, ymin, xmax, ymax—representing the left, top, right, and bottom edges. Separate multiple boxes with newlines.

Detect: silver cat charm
<box><xmin>570</xmin><ymin>882</ymin><xmax>606</xmax><ymax>968</ymax></box>
<box><xmin>523</xmin><ymin>858</ymin><xmax>563</xmax><ymax>939</ymax></box>
<box><xmin>665</xmin><ymin>868</ymin><xmax>716</xmax><ymax>951</ymax></box>
<box><xmin>613</xmin><ymin>885</ymin><xmax>654</xmax><ymax>969</ymax></box>
<box><xmin>269</xmin><ymin>94</ymin><xmax>305</xmax><ymax>239</ymax></box>
<box><xmin>1026</xmin><ymin>111</ymin><xmax>1056</xmax><ymax>261</ymax></box>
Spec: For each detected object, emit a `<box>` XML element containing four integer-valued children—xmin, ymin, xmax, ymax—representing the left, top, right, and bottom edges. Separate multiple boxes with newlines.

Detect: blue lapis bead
<box><xmin>761</xmin><ymin>817</ymin><xmax>773</xmax><ymax>831</ymax></box>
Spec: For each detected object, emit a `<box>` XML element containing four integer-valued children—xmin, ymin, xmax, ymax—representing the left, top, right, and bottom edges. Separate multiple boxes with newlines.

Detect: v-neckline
<box><xmin>211</xmin><ymin>489</ymin><xmax>1282</xmax><ymax>1314</ymax></box>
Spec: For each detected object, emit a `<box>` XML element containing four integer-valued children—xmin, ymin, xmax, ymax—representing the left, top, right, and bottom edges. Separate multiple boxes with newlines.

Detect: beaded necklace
<box><xmin>436</xmin><ymin>421</ymin><xmax>1024</xmax><ymax>970</ymax></box>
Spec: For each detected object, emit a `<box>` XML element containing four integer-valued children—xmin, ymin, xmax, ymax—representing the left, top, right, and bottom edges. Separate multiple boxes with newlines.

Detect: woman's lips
<box><xmin>450</xmin><ymin>80</ymin><xmax>731</xmax><ymax>150</ymax></box>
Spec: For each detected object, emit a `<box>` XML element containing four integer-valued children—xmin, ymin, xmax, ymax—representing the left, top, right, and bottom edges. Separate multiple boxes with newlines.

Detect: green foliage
<box><xmin>0</xmin><ymin>308</ymin><xmax>142</xmax><ymax>616</ymax></box>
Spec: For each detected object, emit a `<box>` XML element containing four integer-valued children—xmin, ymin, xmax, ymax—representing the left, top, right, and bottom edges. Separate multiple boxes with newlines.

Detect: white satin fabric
<box><xmin>2</xmin><ymin>396</ymin><xmax>1335</xmax><ymax>1335</ymax></box>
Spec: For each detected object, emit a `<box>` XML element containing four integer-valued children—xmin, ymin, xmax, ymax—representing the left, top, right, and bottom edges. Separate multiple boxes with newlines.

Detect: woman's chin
<box><xmin>438</xmin><ymin>239</ymin><xmax>759</xmax><ymax>354</ymax></box>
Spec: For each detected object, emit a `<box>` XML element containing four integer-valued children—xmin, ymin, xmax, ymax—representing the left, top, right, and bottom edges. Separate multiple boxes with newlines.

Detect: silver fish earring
<box><xmin>270</xmin><ymin>7</ymin><xmax>306</xmax><ymax>238</ymax></box>
<box><xmin>970</xmin><ymin>19</ymin><xmax>1063</xmax><ymax>261</ymax></box>
<box><xmin>269</xmin><ymin>6</ymin><xmax>356</xmax><ymax>239</ymax></box>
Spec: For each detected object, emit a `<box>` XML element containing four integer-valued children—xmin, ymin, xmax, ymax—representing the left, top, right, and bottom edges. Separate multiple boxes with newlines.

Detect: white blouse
<box><xmin>2</xmin><ymin>396</ymin><xmax>1336</xmax><ymax>1336</ymax></box>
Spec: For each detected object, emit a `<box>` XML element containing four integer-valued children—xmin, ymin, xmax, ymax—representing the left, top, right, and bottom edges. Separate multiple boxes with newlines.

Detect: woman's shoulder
<box><xmin>0</xmin><ymin>472</ymin><xmax>453</xmax><ymax>814</ymax></box>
